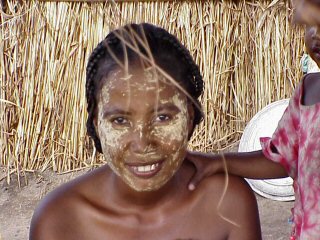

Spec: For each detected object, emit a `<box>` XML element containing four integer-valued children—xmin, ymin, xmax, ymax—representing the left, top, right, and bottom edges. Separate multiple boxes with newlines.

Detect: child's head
<box><xmin>85</xmin><ymin>23</ymin><xmax>204</xmax><ymax>191</ymax></box>
<box><xmin>304</xmin><ymin>25</ymin><xmax>320</xmax><ymax>67</ymax></box>
<box><xmin>293</xmin><ymin>0</ymin><xmax>320</xmax><ymax>66</ymax></box>
<box><xmin>293</xmin><ymin>0</ymin><xmax>320</xmax><ymax>25</ymax></box>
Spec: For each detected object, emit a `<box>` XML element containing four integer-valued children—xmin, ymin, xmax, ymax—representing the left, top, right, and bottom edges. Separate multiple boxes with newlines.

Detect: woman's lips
<box><xmin>126</xmin><ymin>161</ymin><xmax>163</xmax><ymax>179</ymax></box>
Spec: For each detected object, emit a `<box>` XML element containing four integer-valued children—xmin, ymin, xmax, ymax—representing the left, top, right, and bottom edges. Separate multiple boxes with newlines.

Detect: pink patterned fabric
<box><xmin>260</xmin><ymin>75</ymin><xmax>320</xmax><ymax>240</ymax></box>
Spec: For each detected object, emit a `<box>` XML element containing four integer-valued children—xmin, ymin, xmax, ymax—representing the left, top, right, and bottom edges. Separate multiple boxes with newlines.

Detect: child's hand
<box><xmin>186</xmin><ymin>151</ymin><xmax>221</xmax><ymax>191</ymax></box>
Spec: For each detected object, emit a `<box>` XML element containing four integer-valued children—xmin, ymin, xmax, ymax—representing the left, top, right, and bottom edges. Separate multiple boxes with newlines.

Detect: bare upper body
<box><xmin>30</xmin><ymin>162</ymin><xmax>261</xmax><ymax>240</ymax></box>
<box><xmin>30</xmin><ymin>23</ymin><xmax>261</xmax><ymax>240</ymax></box>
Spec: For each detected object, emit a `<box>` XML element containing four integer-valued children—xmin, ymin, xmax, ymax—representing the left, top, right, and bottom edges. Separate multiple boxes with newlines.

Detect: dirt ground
<box><xmin>0</xmin><ymin>166</ymin><xmax>293</xmax><ymax>240</ymax></box>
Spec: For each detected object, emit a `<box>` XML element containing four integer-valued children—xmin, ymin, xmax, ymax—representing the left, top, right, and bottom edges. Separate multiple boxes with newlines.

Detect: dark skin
<box><xmin>187</xmin><ymin>68</ymin><xmax>320</xmax><ymax>190</ymax></box>
<box><xmin>303</xmin><ymin>25</ymin><xmax>320</xmax><ymax>105</ymax></box>
<box><xmin>30</xmin><ymin>165</ymin><xmax>261</xmax><ymax>240</ymax></box>
<box><xmin>293</xmin><ymin>0</ymin><xmax>320</xmax><ymax>25</ymax></box>
<box><xmin>187</xmin><ymin>150</ymin><xmax>288</xmax><ymax>191</ymax></box>
<box><xmin>187</xmin><ymin>5</ymin><xmax>320</xmax><ymax>190</ymax></box>
<box><xmin>30</xmin><ymin>69</ymin><xmax>261</xmax><ymax>240</ymax></box>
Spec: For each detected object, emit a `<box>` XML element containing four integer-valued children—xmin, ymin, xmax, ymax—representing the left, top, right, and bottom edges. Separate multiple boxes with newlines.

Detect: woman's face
<box><xmin>305</xmin><ymin>25</ymin><xmax>320</xmax><ymax>66</ymax></box>
<box><xmin>94</xmin><ymin>68</ymin><xmax>193</xmax><ymax>192</ymax></box>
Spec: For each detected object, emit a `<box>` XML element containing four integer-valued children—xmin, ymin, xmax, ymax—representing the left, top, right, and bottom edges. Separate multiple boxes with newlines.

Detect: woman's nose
<box><xmin>129</xmin><ymin>126</ymin><xmax>153</xmax><ymax>154</ymax></box>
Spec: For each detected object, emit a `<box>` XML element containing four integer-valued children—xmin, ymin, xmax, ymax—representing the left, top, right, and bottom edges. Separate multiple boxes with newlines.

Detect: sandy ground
<box><xmin>0</xmin><ymin>167</ymin><xmax>294</xmax><ymax>240</ymax></box>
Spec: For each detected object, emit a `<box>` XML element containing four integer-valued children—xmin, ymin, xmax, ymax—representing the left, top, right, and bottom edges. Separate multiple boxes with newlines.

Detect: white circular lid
<box><xmin>239</xmin><ymin>99</ymin><xmax>295</xmax><ymax>201</ymax></box>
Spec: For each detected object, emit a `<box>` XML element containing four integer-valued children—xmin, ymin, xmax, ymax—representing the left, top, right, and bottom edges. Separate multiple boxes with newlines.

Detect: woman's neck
<box><xmin>109</xmin><ymin>162</ymin><xmax>192</xmax><ymax>208</ymax></box>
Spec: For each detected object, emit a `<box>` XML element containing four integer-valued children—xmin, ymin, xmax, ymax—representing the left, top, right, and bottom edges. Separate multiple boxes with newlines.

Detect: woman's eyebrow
<box><xmin>102</xmin><ymin>108</ymin><xmax>131</xmax><ymax>118</ymax></box>
<box><xmin>154</xmin><ymin>104</ymin><xmax>180</xmax><ymax>113</ymax></box>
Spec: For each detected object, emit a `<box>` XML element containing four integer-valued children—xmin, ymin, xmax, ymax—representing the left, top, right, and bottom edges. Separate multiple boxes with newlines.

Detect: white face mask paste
<box><xmin>96</xmin><ymin>69</ymin><xmax>190</xmax><ymax>192</ymax></box>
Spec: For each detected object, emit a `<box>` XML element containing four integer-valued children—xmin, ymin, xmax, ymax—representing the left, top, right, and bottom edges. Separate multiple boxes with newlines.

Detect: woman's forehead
<box><xmin>99</xmin><ymin>82</ymin><xmax>188</xmax><ymax>116</ymax></box>
<box><xmin>103</xmin><ymin>68</ymin><xmax>180</xmax><ymax>93</ymax></box>
<box><xmin>99</xmin><ymin>68</ymin><xmax>187</xmax><ymax>104</ymax></box>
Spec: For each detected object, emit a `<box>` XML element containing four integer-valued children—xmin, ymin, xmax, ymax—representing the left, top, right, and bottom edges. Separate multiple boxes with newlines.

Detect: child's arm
<box><xmin>302</xmin><ymin>72</ymin><xmax>320</xmax><ymax>105</ymax></box>
<box><xmin>187</xmin><ymin>150</ymin><xmax>288</xmax><ymax>190</ymax></box>
<box><xmin>187</xmin><ymin>75</ymin><xmax>303</xmax><ymax>191</ymax></box>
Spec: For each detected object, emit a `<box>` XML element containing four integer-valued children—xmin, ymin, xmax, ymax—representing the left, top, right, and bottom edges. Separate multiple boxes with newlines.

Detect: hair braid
<box><xmin>154</xmin><ymin>29</ymin><xmax>204</xmax><ymax>127</ymax></box>
<box><xmin>86</xmin><ymin>42</ymin><xmax>109</xmax><ymax>153</ymax></box>
<box><xmin>155</xmin><ymin>29</ymin><xmax>204</xmax><ymax>98</ymax></box>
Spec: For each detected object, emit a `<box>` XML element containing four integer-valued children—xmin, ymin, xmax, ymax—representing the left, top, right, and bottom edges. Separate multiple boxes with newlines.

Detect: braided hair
<box><xmin>86</xmin><ymin>23</ymin><xmax>204</xmax><ymax>153</ymax></box>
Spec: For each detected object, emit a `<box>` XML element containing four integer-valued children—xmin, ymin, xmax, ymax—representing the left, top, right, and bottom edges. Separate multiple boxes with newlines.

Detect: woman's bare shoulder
<box><xmin>183</xmin><ymin>161</ymin><xmax>257</xmax><ymax>204</ymax></box>
<box><xmin>29</xmin><ymin>166</ymin><xmax>111</xmax><ymax>240</ymax></box>
<box><xmin>197</xmin><ymin>173</ymin><xmax>254</xmax><ymax>198</ymax></box>
<box><xmin>197</xmin><ymin>174</ymin><xmax>261</xmax><ymax>240</ymax></box>
<box><xmin>29</xmin><ymin>178</ymin><xmax>79</xmax><ymax>239</ymax></box>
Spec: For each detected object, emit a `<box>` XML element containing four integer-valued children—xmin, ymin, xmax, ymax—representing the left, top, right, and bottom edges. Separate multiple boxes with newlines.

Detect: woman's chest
<box><xmin>63</xmin><ymin>202</ymin><xmax>228</xmax><ymax>240</ymax></box>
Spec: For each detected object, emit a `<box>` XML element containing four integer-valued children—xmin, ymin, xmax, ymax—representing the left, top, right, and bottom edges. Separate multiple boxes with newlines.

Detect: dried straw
<box><xmin>1</xmin><ymin>0</ymin><xmax>304</xmax><ymax>179</ymax></box>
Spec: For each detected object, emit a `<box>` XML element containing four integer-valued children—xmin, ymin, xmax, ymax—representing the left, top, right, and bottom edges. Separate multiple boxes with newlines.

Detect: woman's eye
<box><xmin>111</xmin><ymin>117</ymin><xmax>129</xmax><ymax>126</ymax></box>
<box><xmin>155</xmin><ymin>114</ymin><xmax>170</xmax><ymax>122</ymax></box>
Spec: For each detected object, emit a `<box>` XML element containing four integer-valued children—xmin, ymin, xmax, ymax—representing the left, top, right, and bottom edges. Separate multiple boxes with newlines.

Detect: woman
<box><xmin>30</xmin><ymin>23</ymin><xmax>261</xmax><ymax>240</ymax></box>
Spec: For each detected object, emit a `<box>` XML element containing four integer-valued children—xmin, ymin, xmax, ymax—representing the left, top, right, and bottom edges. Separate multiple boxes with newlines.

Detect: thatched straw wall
<box><xmin>1</xmin><ymin>0</ymin><xmax>304</xmax><ymax>175</ymax></box>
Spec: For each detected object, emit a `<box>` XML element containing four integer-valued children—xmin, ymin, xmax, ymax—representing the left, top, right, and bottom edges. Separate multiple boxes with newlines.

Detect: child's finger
<box><xmin>186</xmin><ymin>151</ymin><xmax>208</xmax><ymax>191</ymax></box>
<box><xmin>188</xmin><ymin>173</ymin><xmax>203</xmax><ymax>191</ymax></box>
